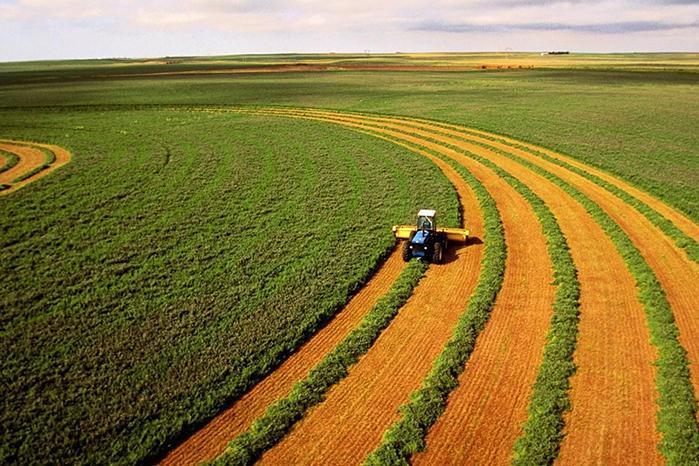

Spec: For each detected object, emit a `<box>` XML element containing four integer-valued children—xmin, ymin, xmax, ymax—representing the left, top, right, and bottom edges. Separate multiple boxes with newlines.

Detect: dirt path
<box><xmin>258</xmin><ymin>142</ymin><xmax>486</xmax><ymax>465</ymax></box>
<box><xmin>0</xmin><ymin>141</ymin><xmax>71</xmax><ymax>195</ymax></box>
<box><xmin>248</xmin><ymin>109</ymin><xmax>662</xmax><ymax>464</ymax></box>
<box><xmin>159</xmin><ymin>249</ymin><xmax>406</xmax><ymax>465</ymax></box>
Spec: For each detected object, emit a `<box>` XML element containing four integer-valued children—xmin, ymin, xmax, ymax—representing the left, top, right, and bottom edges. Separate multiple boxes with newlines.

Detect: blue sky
<box><xmin>1</xmin><ymin>0</ymin><xmax>698</xmax><ymax>61</ymax></box>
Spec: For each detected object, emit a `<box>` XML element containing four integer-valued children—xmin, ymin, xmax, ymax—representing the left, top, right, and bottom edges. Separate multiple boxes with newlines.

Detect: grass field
<box><xmin>0</xmin><ymin>109</ymin><xmax>457</xmax><ymax>464</ymax></box>
<box><xmin>1</xmin><ymin>53</ymin><xmax>697</xmax><ymax>465</ymax></box>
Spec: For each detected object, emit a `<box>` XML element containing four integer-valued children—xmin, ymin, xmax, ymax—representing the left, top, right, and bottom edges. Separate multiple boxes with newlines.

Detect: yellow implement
<box><xmin>392</xmin><ymin>225</ymin><xmax>470</xmax><ymax>242</ymax></box>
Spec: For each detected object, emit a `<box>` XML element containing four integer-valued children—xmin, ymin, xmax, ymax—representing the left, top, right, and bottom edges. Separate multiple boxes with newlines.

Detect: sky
<box><xmin>1</xmin><ymin>0</ymin><xmax>698</xmax><ymax>62</ymax></box>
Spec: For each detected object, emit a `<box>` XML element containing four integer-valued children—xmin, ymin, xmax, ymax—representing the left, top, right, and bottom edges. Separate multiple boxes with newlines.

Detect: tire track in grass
<box><xmin>158</xmin><ymin>250</ymin><xmax>406</xmax><ymax>465</ymax></box>
<box><xmin>0</xmin><ymin>140</ymin><xmax>71</xmax><ymax>195</ymax></box>
<box><xmin>253</xmin><ymin>133</ymin><xmax>486</xmax><ymax>466</ymax></box>
<box><xmin>250</xmin><ymin>109</ymin><xmax>663</xmax><ymax>464</ymax></box>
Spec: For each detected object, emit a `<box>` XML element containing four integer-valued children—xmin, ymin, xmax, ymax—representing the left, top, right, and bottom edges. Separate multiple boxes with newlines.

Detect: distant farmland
<box><xmin>1</xmin><ymin>53</ymin><xmax>697</xmax><ymax>465</ymax></box>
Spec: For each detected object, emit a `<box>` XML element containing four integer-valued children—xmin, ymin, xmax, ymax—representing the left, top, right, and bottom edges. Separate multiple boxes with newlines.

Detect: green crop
<box><xmin>331</xmin><ymin>112</ymin><xmax>696</xmax><ymax>463</ymax></box>
<box><xmin>364</xmin><ymin>137</ymin><xmax>506</xmax><ymax>465</ymax></box>
<box><xmin>0</xmin><ymin>149</ymin><xmax>19</xmax><ymax>174</ymax></box>
<box><xmin>213</xmin><ymin>259</ymin><xmax>428</xmax><ymax>466</ymax></box>
<box><xmin>0</xmin><ymin>109</ymin><xmax>458</xmax><ymax>465</ymax></box>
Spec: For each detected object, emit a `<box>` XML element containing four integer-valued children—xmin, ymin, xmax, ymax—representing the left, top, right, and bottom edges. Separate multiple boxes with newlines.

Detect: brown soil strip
<box><xmin>159</xmin><ymin>249</ymin><xmax>406</xmax><ymax>465</ymax></box>
<box><xmin>252</xmin><ymin>110</ymin><xmax>662</xmax><ymax>464</ymax></box>
<box><xmin>258</xmin><ymin>136</ymin><xmax>485</xmax><ymax>466</ymax></box>
<box><xmin>287</xmin><ymin>108</ymin><xmax>699</xmax><ymax>400</ymax></box>
<box><xmin>291</xmin><ymin>110</ymin><xmax>698</xmax><ymax>243</ymax></box>
<box><xmin>0</xmin><ymin>141</ymin><xmax>71</xmax><ymax>195</ymax></box>
<box><xmin>379</xmin><ymin>116</ymin><xmax>699</xmax><ymax>405</ymax></box>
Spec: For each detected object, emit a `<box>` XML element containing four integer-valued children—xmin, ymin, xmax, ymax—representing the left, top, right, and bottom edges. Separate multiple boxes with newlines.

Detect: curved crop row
<box><xmin>0</xmin><ymin>140</ymin><xmax>70</xmax><ymax>195</ymax></box>
<box><xmin>234</xmin><ymin>107</ymin><xmax>697</xmax><ymax>462</ymax></box>
<box><xmin>174</xmin><ymin>108</ymin><xmax>696</xmax><ymax>462</ymax></box>
<box><xmin>331</xmin><ymin>109</ymin><xmax>697</xmax><ymax>462</ymax></box>
<box><xmin>275</xmin><ymin>107</ymin><xmax>697</xmax><ymax>263</ymax></box>
<box><xmin>363</xmin><ymin>139</ymin><xmax>507</xmax><ymax>465</ymax></box>
<box><xmin>236</xmin><ymin>108</ymin><xmax>567</xmax><ymax>464</ymax></box>
<box><xmin>213</xmin><ymin>259</ymin><xmax>428</xmax><ymax>465</ymax></box>
<box><xmin>409</xmin><ymin>120</ymin><xmax>699</xmax><ymax>263</ymax></box>
<box><xmin>235</xmin><ymin>108</ymin><xmax>684</xmax><ymax>462</ymax></box>
<box><xmin>518</xmin><ymin>164</ymin><xmax>698</xmax><ymax>464</ymax></box>
<box><xmin>474</xmin><ymin>139</ymin><xmax>699</xmax><ymax>463</ymax></box>
<box><xmin>0</xmin><ymin>149</ymin><xmax>19</xmax><ymax>174</ymax></box>
<box><xmin>350</xmin><ymin>128</ymin><xmax>580</xmax><ymax>465</ymax></box>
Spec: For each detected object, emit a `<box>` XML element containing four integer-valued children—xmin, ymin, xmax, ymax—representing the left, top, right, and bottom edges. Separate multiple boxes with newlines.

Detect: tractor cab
<box><xmin>416</xmin><ymin>209</ymin><xmax>437</xmax><ymax>231</ymax></box>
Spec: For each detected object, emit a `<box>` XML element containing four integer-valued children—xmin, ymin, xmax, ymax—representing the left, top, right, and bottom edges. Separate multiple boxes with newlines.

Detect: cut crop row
<box><xmin>212</xmin><ymin>259</ymin><xmax>429</xmax><ymax>465</ymax></box>
<box><xmin>361</xmin><ymin>138</ymin><xmax>506</xmax><ymax>465</ymax></box>
<box><xmin>338</xmin><ymin>124</ymin><xmax>579</xmax><ymax>465</ymax></box>
<box><xmin>329</xmin><ymin>110</ymin><xmax>698</xmax><ymax>463</ymax></box>
<box><xmin>409</xmin><ymin>119</ymin><xmax>699</xmax><ymax>263</ymax></box>
<box><xmin>469</xmin><ymin>138</ymin><xmax>699</xmax><ymax>463</ymax></box>
<box><xmin>288</xmin><ymin>108</ymin><xmax>697</xmax><ymax>263</ymax></box>
<box><xmin>0</xmin><ymin>149</ymin><xmax>19</xmax><ymax>174</ymax></box>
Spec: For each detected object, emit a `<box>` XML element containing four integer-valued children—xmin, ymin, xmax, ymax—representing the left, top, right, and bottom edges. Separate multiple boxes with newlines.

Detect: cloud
<box><xmin>1</xmin><ymin>0</ymin><xmax>699</xmax><ymax>60</ymax></box>
<box><xmin>414</xmin><ymin>20</ymin><xmax>699</xmax><ymax>34</ymax></box>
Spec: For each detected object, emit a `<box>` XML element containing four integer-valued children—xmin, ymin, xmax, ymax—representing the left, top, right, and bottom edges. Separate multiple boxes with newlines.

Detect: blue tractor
<box><xmin>393</xmin><ymin>209</ymin><xmax>469</xmax><ymax>264</ymax></box>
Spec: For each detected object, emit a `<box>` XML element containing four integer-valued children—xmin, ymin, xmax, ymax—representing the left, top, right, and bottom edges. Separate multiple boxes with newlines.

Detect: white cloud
<box><xmin>1</xmin><ymin>0</ymin><xmax>698</xmax><ymax>60</ymax></box>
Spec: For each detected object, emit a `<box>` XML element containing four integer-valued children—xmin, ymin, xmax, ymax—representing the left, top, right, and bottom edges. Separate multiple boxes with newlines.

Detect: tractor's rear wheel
<box><xmin>432</xmin><ymin>242</ymin><xmax>443</xmax><ymax>264</ymax></box>
<box><xmin>401</xmin><ymin>241</ymin><xmax>412</xmax><ymax>262</ymax></box>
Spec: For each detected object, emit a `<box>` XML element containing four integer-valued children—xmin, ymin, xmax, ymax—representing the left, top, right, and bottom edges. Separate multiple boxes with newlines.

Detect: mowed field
<box><xmin>0</xmin><ymin>53</ymin><xmax>698</xmax><ymax>465</ymax></box>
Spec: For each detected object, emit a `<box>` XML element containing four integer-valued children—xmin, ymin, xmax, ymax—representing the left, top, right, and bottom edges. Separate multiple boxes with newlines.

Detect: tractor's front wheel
<box><xmin>432</xmin><ymin>242</ymin><xmax>443</xmax><ymax>264</ymax></box>
<box><xmin>401</xmin><ymin>241</ymin><xmax>412</xmax><ymax>262</ymax></box>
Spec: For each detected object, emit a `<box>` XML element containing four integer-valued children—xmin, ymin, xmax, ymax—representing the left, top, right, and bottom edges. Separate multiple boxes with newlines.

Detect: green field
<box><xmin>1</xmin><ymin>53</ymin><xmax>698</xmax><ymax>464</ymax></box>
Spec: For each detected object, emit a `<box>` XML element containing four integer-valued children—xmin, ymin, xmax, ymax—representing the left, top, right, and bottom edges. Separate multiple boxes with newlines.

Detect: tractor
<box><xmin>392</xmin><ymin>209</ymin><xmax>469</xmax><ymax>264</ymax></box>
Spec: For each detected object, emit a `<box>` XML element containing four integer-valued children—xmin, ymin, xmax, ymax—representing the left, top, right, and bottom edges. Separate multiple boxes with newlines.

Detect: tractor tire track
<box><xmin>0</xmin><ymin>140</ymin><xmax>71</xmax><ymax>195</ymax></box>
<box><xmin>257</xmin><ymin>140</ymin><xmax>486</xmax><ymax>466</ymax></box>
<box><xmin>246</xmin><ymin>109</ymin><xmax>662</xmax><ymax>464</ymax></box>
<box><xmin>159</xmin><ymin>249</ymin><xmax>406</xmax><ymax>465</ymax></box>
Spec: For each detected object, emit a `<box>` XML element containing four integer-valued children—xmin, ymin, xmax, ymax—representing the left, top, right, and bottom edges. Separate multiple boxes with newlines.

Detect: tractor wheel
<box><xmin>401</xmin><ymin>241</ymin><xmax>412</xmax><ymax>262</ymax></box>
<box><xmin>432</xmin><ymin>242</ymin><xmax>443</xmax><ymax>264</ymax></box>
